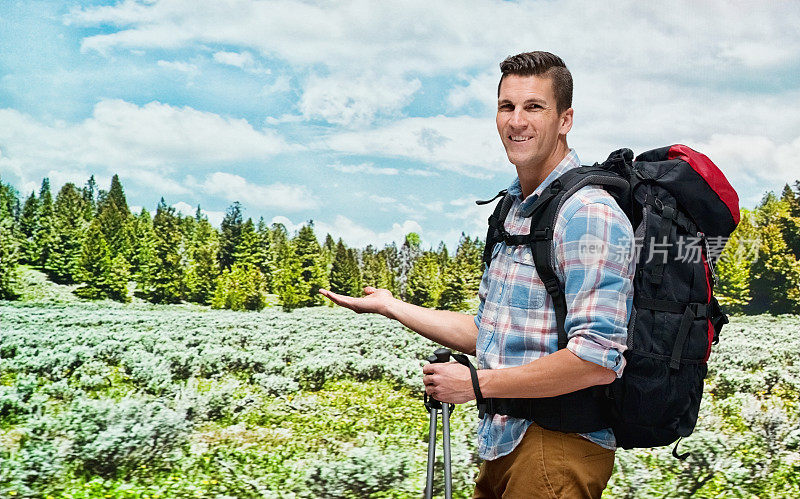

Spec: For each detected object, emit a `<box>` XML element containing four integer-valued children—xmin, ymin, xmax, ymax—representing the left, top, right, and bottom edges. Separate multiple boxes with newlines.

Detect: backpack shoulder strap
<box><xmin>526</xmin><ymin>165</ymin><xmax>632</xmax><ymax>350</ymax></box>
<box><xmin>479</xmin><ymin>189</ymin><xmax>511</xmax><ymax>268</ymax></box>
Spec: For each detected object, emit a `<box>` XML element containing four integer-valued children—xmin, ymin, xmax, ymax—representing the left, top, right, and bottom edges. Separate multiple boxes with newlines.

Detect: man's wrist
<box><xmin>475</xmin><ymin>368</ymin><xmax>490</xmax><ymax>400</ymax></box>
<box><xmin>382</xmin><ymin>297</ymin><xmax>400</xmax><ymax>320</ymax></box>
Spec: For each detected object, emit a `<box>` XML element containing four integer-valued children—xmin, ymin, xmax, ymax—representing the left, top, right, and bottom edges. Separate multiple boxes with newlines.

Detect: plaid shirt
<box><xmin>474</xmin><ymin>149</ymin><xmax>635</xmax><ymax>460</ymax></box>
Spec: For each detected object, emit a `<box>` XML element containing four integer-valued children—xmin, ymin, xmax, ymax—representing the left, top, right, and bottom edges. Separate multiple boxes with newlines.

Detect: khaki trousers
<box><xmin>473</xmin><ymin>422</ymin><xmax>615</xmax><ymax>499</ymax></box>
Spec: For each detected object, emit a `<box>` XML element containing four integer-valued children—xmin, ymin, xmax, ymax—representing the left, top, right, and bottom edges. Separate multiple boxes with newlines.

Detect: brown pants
<box><xmin>473</xmin><ymin>422</ymin><xmax>615</xmax><ymax>499</ymax></box>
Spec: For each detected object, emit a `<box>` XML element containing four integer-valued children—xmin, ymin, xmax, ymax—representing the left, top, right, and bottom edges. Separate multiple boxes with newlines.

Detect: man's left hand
<box><xmin>422</xmin><ymin>361</ymin><xmax>475</xmax><ymax>404</ymax></box>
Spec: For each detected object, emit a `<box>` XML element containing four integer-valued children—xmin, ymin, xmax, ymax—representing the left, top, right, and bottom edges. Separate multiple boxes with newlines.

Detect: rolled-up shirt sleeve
<box><xmin>553</xmin><ymin>197</ymin><xmax>635</xmax><ymax>377</ymax></box>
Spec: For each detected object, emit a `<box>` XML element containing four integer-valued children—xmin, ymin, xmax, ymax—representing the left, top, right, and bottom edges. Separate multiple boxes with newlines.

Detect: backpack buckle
<box><xmin>532</xmin><ymin>227</ymin><xmax>552</xmax><ymax>241</ymax></box>
<box><xmin>690</xmin><ymin>303</ymin><xmax>708</xmax><ymax>317</ymax></box>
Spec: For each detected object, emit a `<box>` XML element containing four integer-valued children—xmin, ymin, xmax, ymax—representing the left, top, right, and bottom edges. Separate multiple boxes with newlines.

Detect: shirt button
<box><xmin>524</xmin><ymin>254</ymin><xmax>532</xmax><ymax>262</ymax></box>
<box><xmin>506</xmin><ymin>247</ymin><xmax>512</xmax><ymax>255</ymax></box>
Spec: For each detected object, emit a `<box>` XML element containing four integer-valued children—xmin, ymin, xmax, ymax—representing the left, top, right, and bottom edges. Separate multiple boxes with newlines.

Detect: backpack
<box><xmin>466</xmin><ymin>145</ymin><xmax>739</xmax><ymax>456</ymax></box>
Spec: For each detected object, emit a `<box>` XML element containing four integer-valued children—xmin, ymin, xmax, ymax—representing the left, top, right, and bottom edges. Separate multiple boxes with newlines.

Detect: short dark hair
<box><xmin>498</xmin><ymin>51</ymin><xmax>573</xmax><ymax>114</ymax></box>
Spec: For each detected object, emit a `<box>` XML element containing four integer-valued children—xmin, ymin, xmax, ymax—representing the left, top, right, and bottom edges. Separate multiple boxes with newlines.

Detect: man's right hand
<box><xmin>318</xmin><ymin>286</ymin><xmax>395</xmax><ymax>316</ymax></box>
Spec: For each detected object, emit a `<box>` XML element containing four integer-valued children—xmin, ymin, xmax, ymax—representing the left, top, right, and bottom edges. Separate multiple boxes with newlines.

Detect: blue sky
<box><xmin>1</xmin><ymin>0</ymin><xmax>798</xmax><ymax>249</ymax></box>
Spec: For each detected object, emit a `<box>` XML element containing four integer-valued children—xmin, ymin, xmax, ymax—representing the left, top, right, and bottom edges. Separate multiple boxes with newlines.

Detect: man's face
<box><xmin>496</xmin><ymin>74</ymin><xmax>573</xmax><ymax>173</ymax></box>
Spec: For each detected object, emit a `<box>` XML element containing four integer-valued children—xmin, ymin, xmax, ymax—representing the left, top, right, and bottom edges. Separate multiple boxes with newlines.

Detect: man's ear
<box><xmin>560</xmin><ymin>108</ymin><xmax>574</xmax><ymax>135</ymax></box>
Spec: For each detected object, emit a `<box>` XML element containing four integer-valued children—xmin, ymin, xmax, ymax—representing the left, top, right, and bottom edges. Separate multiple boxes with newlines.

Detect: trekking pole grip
<box><xmin>433</xmin><ymin>347</ymin><xmax>451</xmax><ymax>364</ymax></box>
<box><xmin>424</xmin><ymin>348</ymin><xmax>452</xmax><ymax>411</ymax></box>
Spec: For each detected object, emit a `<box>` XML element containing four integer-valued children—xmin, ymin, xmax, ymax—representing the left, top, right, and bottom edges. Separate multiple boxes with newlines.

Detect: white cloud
<box><xmin>693</xmin><ymin>134</ymin><xmax>800</xmax><ymax>189</ymax></box>
<box><xmin>0</xmin><ymin>99</ymin><xmax>288</xmax><ymax>193</ymax></box>
<box><xmin>329</xmin><ymin>161</ymin><xmax>437</xmax><ymax>177</ymax></box>
<box><xmin>62</xmin><ymin>0</ymin><xmax>800</xmax><ymax>173</ymax></box>
<box><xmin>326</xmin><ymin>115</ymin><xmax>506</xmax><ymax>177</ymax></box>
<box><xmin>448</xmin><ymin>71</ymin><xmax>496</xmax><ymax>111</ymax></box>
<box><xmin>260</xmin><ymin>75</ymin><xmax>291</xmax><ymax>96</ymax></box>
<box><xmin>212</xmin><ymin>50</ymin><xmax>270</xmax><ymax>74</ymax></box>
<box><xmin>197</xmin><ymin>172</ymin><xmax>318</xmax><ymax>211</ymax></box>
<box><xmin>212</xmin><ymin>50</ymin><xmax>254</xmax><ymax>69</ymax></box>
<box><xmin>66</xmin><ymin>1</ymin><xmax>800</xmax><ymax>80</ymax></box>
<box><xmin>157</xmin><ymin>59</ymin><xmax>197</xmax><ymax>74</ymax></box>
<box><xmin>299</xmin><ymin>73</ymin><xmax>421</xmax><ymax>126</ymax></box>
<box><xmin>331</xmin><ymin>162</ymin><xmax>398</xmax><ymax>175</ymax></box>
<box><xmin>368</xmin><ymin>194</ymin><xmax>396</xmax><ymax>204</ymax></box>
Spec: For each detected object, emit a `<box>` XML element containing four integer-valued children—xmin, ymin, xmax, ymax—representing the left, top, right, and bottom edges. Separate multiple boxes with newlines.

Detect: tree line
<box><xmin>715</xmin><ymin>182</ymin><xmax>800</xmax><ymax>314</ymax></box>
<box><xmin>0</xmin><ymin>174</ymin><xmax>484</xmax><ymax>311</ymax></box>
<box><xmin>1</xmin><ymin>173</ymin><xmax>799</xmax><ymax>314</ymax></box>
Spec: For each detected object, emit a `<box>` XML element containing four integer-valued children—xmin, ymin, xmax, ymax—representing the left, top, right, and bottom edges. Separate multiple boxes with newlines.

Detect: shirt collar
<box><xmin>506</xmin><ymin>148</ymin><xmax>581</xmax><ymax>213</ymax></box>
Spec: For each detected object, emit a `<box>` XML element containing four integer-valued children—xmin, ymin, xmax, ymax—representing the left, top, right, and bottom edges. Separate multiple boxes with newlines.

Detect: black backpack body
<box><xmin>474</xmin><ymin>145</ymin><xmax>740</xmax><ymax>452</ymax></box>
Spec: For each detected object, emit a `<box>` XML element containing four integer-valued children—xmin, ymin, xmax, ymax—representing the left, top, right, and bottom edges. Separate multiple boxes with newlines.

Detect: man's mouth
<box><xmin>509</xmin><ymin>136</ymin><xmax>531</xmax><ymax>142</ymax></box>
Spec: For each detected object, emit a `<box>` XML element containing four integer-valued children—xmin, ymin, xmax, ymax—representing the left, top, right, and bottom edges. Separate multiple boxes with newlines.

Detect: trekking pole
<box><xmin>424</xmin><ymin>347</ymin><xmax>453</xmax><ymax>499</ymax></box>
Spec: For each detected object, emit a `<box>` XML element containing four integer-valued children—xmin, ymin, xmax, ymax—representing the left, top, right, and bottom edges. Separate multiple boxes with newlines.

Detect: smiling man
<box><xmin>320</xmin><ymin>51</ymin><xmax>635</xmax><ymax>498</ymax></box>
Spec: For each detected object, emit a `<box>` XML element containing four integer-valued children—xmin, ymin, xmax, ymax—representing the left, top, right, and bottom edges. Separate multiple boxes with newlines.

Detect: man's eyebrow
<box><xmin>496</xmin><ymin>98</ymin><xmax>548</xmax><ymax>106</ymax></box>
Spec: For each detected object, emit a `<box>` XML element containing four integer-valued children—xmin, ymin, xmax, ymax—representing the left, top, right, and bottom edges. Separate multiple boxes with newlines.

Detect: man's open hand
<box><xmin>318</xmin><ymin>286</ymin><xmax>395</xmax><ymax>316</ymax></box>
<box><xmin>422</xmin><ymin>361</ymin><xmax>475</xmax><ymax>404</ymax></box>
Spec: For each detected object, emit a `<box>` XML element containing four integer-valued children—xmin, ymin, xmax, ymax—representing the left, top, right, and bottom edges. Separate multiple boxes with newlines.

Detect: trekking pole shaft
<box><xmin>442</xmin><ymin>403</ymin><xmax>452</xmax><ymax>499</ymax></box>
<box><xmin>424</xmin><ymin>408</ymin><xmax>438</xmax><ymax>499</ymax></box>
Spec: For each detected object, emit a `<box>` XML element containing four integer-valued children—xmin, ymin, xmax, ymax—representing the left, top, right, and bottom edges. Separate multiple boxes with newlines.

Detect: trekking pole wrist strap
<box><xmin>451</xmin><ymin>353</ymin><xmax>484</xmax><ymax>404</ymax></box>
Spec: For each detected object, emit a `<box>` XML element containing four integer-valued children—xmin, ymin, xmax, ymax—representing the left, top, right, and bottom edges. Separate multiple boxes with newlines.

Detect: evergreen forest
<box><xmin>0</xmin><ymin>174</ymin><xmax>483</xmax><ymax>312</ymax></box>
<box><xmin>2</xmin><ymin>174</ymin><xmax>800</xmax><ymax>314</ymax></box>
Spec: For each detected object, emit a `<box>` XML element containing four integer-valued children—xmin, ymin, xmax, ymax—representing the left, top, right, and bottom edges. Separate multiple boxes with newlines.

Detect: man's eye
<box><xmin>499</xmin><ymin>105</ymin><xmax>513</xmax><ymax>111</ymax></box>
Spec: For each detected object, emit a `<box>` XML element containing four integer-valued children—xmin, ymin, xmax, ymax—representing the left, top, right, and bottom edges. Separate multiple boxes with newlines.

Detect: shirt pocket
<box><xmin>508</xmin><ymin>249</ymin><xmax>546</xmax><ymax>309</ymax></box>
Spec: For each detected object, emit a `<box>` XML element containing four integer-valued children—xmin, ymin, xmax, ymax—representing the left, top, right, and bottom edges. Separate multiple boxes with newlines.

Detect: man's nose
<box><xmin>508</xmin><ymin>109</ymin><xmax>526</xmax><ymax>129</ymax></box>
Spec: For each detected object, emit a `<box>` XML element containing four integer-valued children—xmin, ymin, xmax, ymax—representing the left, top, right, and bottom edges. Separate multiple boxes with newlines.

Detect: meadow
<box><xmin>1</xmin><ymin>271</ymin><xmax>799</xmax><ymax>498</ymax></box>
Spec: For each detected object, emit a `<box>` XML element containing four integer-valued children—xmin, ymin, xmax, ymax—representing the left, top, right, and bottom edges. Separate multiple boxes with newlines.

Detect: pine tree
<box><xmin>18</xmin><ymin>192</ymin><xmax>38</xmax><ymax>264</ymax></box>
<box><xmin>777</xmin><ymin>183</ymin><xmax>800</xmax><ymax>260</ymax></box>
<box><xmin>234</xmin><ymin>218</ymin><xmax>261</xmax><ymax>268</ymax></box>
<box><xmin>270</xmin><ymin>223</ymin><xmax>307</xmax><ymax>311</ymax></box>
<box><xmin>347</xmin><ymin>248</ymin><xmax>363</xmax><ymax>295</ymax></box>
<box><xmin>256</xmin><ymin>218</ymin><xmax>273</xmax><ymax>292</ymax></box>
<box><xmin>96</xmin><ymin>174</ymin><xmax>133</xmax><ymax>259</ymax></box>
<box><xmin>75</xmin><ymin>220</ymin><xmax>113</xmax><ymax>300</ymax></box>
<box><xmin>33</xmin><ymin>178</ymin><xmax>56</xmax><ymax>268</ymax></box>
<box><xmin>406</xmin><ymin>251</ymin><xmax>443</xmax><ymax>308</ymax></box>
<box><xmin>108</xmin><ymin>254</ymin><xmax>131</xmax><ymax>303</ymax></box>
<box><xmin>398</xmin><ymin>233</ymin><xmax>421</xmax><ymax>300</ymax></box>
<box><xmin>380</xmin><ymin>243</ymin><xmax>401</xmax><ymax>296</ymax></box>
<box><xmin>0</xmin><ymin>178</ymin><xmax>18</xmax><ymax>221</ymax></box>
<box><xmin>140</xmin><ymin>199</ymin><xmax>184</xmax><ymax>304</ymax></box>
<box><xmin>0</xmin><ymin>219</ymin><xmax>18</xmax><ymax>300</ymax></box>
<box><xmin>716</xmin><ymin>210</ymin><xmax>757</xmax><ymax>313</ymax></box>
<box><xmin>186</xmin><ymin>209</ymin><xmax>220</xmax><ymax>305</ymax></box>
<box><xmin>0</xmin><ymin>178</ymin><xmax>19</xmax><ymax>299</ymax></box>
<box><xmin>457</xmin><ymin>234</ymin><xmax>484</xmax><ymax>294</ymax></box>
<box><xmin>436</xmin><ymin>241</ymin><xmax>449</xmax><ymax>269</ymax></box>
<box><xmin>749</xmin><ymin>193</ymin><xmax>800</xmax><ymax>314</ymax></box>
<box><xmin>211</xmin><ymin>262</ymin><xmax>265</xmax><ymax>311</ymax></box>
<box><xmin>361</xmin><ymin>245</ymin><xmax>393</xmax><ymax>291</ymax></box>
<box><xmin>330</xmin><ymin>239</ymin><xmax>361</xmax><ymax>296</ymax></box>
<box><xmin>130</xmin><ymin>208</ymin><xmax>156</xmax><ymax>284</ymax></box>
<box><xmin>82</xmin><ymin>175</ymin><xmax>98</xmax><ymax>219</ymax></box>
<box><xmin>293</xmin><ymin>222</ymin><xmax>328</xmax><ymax>306</ymax></box>
<box><xmin>218</xmin><ymin>201</ymin><xmax>243</xmax><ymax>270</ymax></box>
<box><xmin>439</xmin><ymin>261</ymin><xmax>471</xmax><ymax>311</ymax></box>
<box><xmin>47</xmin><ymin>183</ymin><xmax>89</xmax><ymax>283</ymax></box>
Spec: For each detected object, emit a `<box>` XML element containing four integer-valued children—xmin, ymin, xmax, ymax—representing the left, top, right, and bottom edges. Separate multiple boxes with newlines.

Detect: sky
<box><xmin>0</xmin><ymin>0</ymin><xmax>798</xmax><ymax>250</ymax></box>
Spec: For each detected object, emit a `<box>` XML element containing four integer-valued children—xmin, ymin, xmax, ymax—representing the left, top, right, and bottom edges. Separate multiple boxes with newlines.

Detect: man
<box><xmin>320</xmin><ymin>51</ymin><xmax>635</xmax><ymax>498</ymax></box>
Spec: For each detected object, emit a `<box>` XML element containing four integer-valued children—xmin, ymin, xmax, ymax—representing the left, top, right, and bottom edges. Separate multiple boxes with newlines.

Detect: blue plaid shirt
<box><xmin>474</xmin><ymin>149</ymin><xmax>635</xmax><ymax>460</ymax></box>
